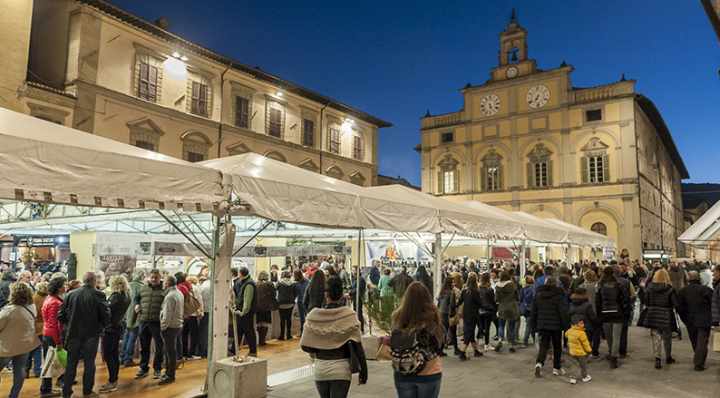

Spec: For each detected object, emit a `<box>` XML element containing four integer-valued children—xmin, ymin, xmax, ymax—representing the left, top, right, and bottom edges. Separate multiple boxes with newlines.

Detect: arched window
<box><xmin>437</xmin><ymin>155</ymin><xmax>459</xmax><ymax>194</ymax></box>
<box><xmin>481</xmin><ymin>149</ymin><xmax>503</xmax><ymax>192</ymax></box>
<box><xmin>128</xmin><ymin>117</ymin><xmax>164</xmax><ymax>152</ymax></box>
<box><xmin>581</xmin><ymin>138</ymin><xmax>609</xmax><ymax>184</ymax></box>
<box><xmin>591</xmin><ymin>222</ymin><xmax>608</xmax><ymax>236</ymax></box>
<box><xmin>527</xmin><ymin>143</ymin><xmax>552</xmax><ymax>188</ymax></box>
<box><xmin>181</xmin><ymin>131</ymin><xmax>211</xmax><ymax>162</ymax></box>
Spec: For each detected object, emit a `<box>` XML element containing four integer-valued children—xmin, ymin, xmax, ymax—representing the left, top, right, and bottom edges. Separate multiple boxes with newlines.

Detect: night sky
<box><xmin>108</xmin><ymin>0</ymin><xmax>717</xmax><ymax>186</ymax></box>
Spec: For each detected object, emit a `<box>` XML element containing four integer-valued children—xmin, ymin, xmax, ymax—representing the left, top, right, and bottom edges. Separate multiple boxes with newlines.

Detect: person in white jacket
<box><xmin>0</xmin><ymin>281</ymin><xmax>40</xmax><ymax>398</ymax></box>
<box><xmin>159</xmin><ymin>275</ymin><xmax>184</xmax><ymax>385</ymax></box>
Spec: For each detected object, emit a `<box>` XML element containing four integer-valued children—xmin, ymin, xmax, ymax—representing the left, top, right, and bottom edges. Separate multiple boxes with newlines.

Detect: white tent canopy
<box><xmin>0</xmin><ymin>108</ymin><xmax>224</xmax><ymax>210</ymax></box>
<box><xmin>678</xmin><ymin>200</ymin><xmax>720</xmax><ymax>245</ymax></box>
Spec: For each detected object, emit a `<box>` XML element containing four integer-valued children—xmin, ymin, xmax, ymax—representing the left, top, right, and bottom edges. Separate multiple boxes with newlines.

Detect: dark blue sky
<box><xmin>110</xmin><ymin>0</ymin><xmax>717</xmax><ymax>186</ymax></box>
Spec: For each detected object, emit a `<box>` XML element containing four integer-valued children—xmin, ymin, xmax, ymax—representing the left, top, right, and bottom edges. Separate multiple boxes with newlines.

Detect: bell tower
<box><xmin>491</xmin><ymin>9</ymin><xmax>537</xmax><ymax>81</ymax></box>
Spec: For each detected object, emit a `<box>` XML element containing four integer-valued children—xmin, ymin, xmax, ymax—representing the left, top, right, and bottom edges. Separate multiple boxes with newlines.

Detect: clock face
<box><xmin>480</xmin><ymin>94</ymin><xmax>500</xmax><ymax>116</ymax></box>
<box><xmin>506</xmin><ymin>66</ymin><xmax>518</xmax><ymax>79</ymax></box>
<box><xmin>527</xmin><ymin>85</ymin><xmax>550</xmax><ymax>109</ymax></box>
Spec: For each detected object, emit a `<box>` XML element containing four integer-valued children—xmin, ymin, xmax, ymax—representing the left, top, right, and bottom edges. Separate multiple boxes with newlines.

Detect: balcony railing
<box><xmin>570</xmin><ymin>81</ymin><xmax>635</xmax><ymax>104</ymax></box>
<box><xmin>421</xmin><ymin>111</ymin><xmax>464</xmax><ymax>129</ymax></box>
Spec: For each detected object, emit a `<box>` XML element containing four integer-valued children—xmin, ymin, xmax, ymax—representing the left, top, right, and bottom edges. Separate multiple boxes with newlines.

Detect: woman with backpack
<box><xmin>391</xmin><ymin>281</ymin><xmax>444</xmax><ymax>398</ymax></box>
<box><xmin>300</xmin><ymin>276</ymin><xmax>367</xmax><ymax>398</ymax></box>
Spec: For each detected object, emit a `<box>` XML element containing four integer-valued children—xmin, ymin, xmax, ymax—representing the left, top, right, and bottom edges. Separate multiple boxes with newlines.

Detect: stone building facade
<box><xmin>0</xmin><ymin>0</ymin><xmax>390</xmax><ymax>186</ymax></box>
<box><xmin>419</xmin><ymin>15</ymin><xmax>688</xmax><ymax>260</ymax></box>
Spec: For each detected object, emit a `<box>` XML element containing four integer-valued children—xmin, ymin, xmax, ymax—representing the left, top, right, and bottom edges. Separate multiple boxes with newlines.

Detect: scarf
<box><xmin>300</xmin><ymin>306</ymin><xmax>362</xmax><ymax>350</ymax></box>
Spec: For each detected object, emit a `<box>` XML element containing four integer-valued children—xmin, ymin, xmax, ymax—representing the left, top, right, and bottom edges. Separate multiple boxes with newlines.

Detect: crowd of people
<box><xmin>0</xmin><ymin>256</ymin><xmax>718</xmax><ymax>398</ymax></box>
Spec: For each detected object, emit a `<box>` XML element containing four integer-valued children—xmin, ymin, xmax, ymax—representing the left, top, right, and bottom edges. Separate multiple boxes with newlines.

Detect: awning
<box><xmin>0</xmin><ymin>108</ymin><xmax>224</xmax><ymax>210</ymax></box>
<box><xmin>678</xmin><ymin>200</ymin><xmax>720</xmax><ymax>245</ymax></box>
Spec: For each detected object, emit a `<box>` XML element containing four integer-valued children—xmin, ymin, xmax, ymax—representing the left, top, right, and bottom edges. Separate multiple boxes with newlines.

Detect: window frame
<box><xmin>302</xmin><ymin>118</ymin><xmax>315</xmax><ymax>147</ymax></box>
<box><xmin>190</xmin><ymin>80</ymin><xmax>210</xmax><ymax>117</ymax></box>
<box><xmin>441</xmin><ymin>132</ymin><xmax>454</xmax><ymax>144</ymax></box>
<box><xmin>585</xmin><ymin>108</ymin><xmax>603</xmax><ymax>123</ymax></box>
<box><xmin>234</xmin><ymin>95</ymin><xmax>250</xmax><ymax>129</ymax></box>
<box><xmin>352</xmin><ymin>135</ymin><xmax>364</xmax><ymax>161</ymax></box>
<box><xmin>268</xmin><ymin>107</ymin><xmax>283</xmax><ymax>138</ymax></box>
<box><xmin>329</xmin><ymin>127</ymin><xmax>341</xmax><ymax>155</ymax></box>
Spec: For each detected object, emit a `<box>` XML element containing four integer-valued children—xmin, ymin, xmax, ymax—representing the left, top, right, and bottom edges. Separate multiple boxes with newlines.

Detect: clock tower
<box><xmin>491</xmin><ymin>9</ymin><xmax>537</xmax><ymax>81</ymax></box>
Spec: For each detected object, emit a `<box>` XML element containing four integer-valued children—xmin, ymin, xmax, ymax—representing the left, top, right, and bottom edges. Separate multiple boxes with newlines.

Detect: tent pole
<box><xmin>356</xmin><ymin>228</ymin><xmax>362</xmax><ymax>328</ymax></box>
<box><xmin>434</xmin><ymin>233</ymin><xmax>442</xmax><ymax>298</ymax></box>
<box><xmin>232</xmin><ymin>219</ymin><xmax>273</xmax><ymax>257</ymax></box>
<box><xmin>520</xmin><ymin>240</ymin><xmax>527</xmax><ymax>279</ymax></box>
<box><xmin>155</xmin><ymin>210</ymin><xmax>211</xmax><ymax>258</ymax></box>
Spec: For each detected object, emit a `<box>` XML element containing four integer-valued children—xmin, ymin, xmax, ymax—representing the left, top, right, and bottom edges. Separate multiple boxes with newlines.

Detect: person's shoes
<box><xmin>509</xmin><ymin>346</ymin><xmax>516</xmax><ymax>353</ymax></box>
<box><xmin>248</xmin><ymin>352</ymin><xmax>258</xmax><ymax>358</ymax></box>
<box><xmin>439</xmin><ymin>351</ymin><xmax>448</xmax><ymax>357</ymax></box>
<box><xmin>135</xmin><ymin>369</ymin><xmax>149</xmax><ymax>379</ymax></box>
<box><xmin>123</xmin><ymin>360</ymin><xmax>137</xmax><ymax>367</ymax></box>
<box><xmin>474</xmin><ymin>350</ymin><xmax>483</xmax><ymax>357</ymax></box>
<box><xmin>278</xmin><ymin>336</ymin><xmax>286</xmax><ymax>341</ymax></box>
<box><xmin>484</xmin><ymin>344</ymin><xmax>492</xmax><ymax>352</ymax></box>
<box><xmin>569</xmin><ymin>378</ymin><xmax>577</xmax><ymax>385</ymax></box>
<box><xmin>534</xmin><ymin>363</ymin><xmax>542</xmax><ymax>378</ymax></box>
<box><xmin>83</xmin><ymin>392</ymin><xmax>100</xmax><ymax>397</ymax></box>
<box><xmin>190</xmin><ymin>355</ymin><xmax>201</xmax><ymax>360</ymax></box>
<box><xmin>153</xmin><ymin>370</ymin><xmax>162</xmax><ymax>379</ymax></box>
<box><xmin>655</xmin><ymin>358</ymin><xmax>662</xmax><ymax>369</ymax></box>
<box><xmin>40</xmin><ymin>392</ymin><xmax>61</xmax><ymax>398</ymax></box>
<box><xmin>552</xmin><ymin>368</ymin><xmax>566</xmax><ymax>376</ymax></box>
<box><xmin>494</xmin><ymin>341</ymin><xmax>503</xmax><ymax>352</ymax></box>
<box><xmin>158</xmin><ymin>375</ymin><xmax>175</xmax><ymax>385</ymax></box>
<box><xmin>99</xmin><ymin>382</ymin><xmax>118</xmax><ymax>393</ymax></box>
<box><xmin>582</xmin><ymin>375</ymin><xmax>592</xmax><ymax>383</ymax></box>
<box><xmin>619</xmin><ymin>353</ymin><xmax>627</xmax><ymax>359</ymax></box>
<box><xmin>493</xmin><ymin>336</ymin><xmax>500</xmax><ymax>341</ymax></box>
<box><xmin>609</xmin><ymin>357</ymin><xmax>619</xmax><ymax>369</ymax></box>
<box><xmin>454</xmin><ymin>348</ymin><xmax>462</xmax><ymax>356</ymax></box>
<box><xmin>458</xmin><ymin>352</ymin><xmax>467</xmax><ymax>361</ymax></box>
<box><xmin>694</xmin><ymin>365</ymin><xmax>705</xmax><ymax>371</ymax></box>
<box><xmin>666</xmin><ymin>357</ymin><xmax>676</xmax><ymax>365</ymax></box>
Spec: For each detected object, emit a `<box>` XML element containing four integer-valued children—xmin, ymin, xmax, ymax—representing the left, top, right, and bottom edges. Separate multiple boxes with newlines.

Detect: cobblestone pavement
<box><xmin>268</xmin><ymin>326</ymin><xmax>720</xmax><ymax>398</ymax></box>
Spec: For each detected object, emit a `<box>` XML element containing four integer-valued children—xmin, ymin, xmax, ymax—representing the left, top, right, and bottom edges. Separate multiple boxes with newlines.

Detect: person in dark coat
<box><xmin>569</xmin><ymin>288</ymin><xmax>597</xmax><ymax>332</ymax></box>
<box><xmin>99</xmin><ymin>275</ymin><xmax>131</xmax><ymax>393</ymax></box>
<box><xmin>293</xmin><ymin>270</ymin><xmax>309</xmax><ymax>336</ymax></box>
<box><xmin>254</xmin><ymin>271</ymin><xmax>277</xmax><ymax>346</ymax></box>
<box><xmin>276</xmin><ymin>271</ymin><xmax>296</xmax><ymax>341</ymax></box>
<box><xmin>531</xmin><ymin>277</ymin><xmax>569</xmax><ymax>377</ymax></box>
<box><xmin>414</xmin><ymin>265</ymin><xmax>433</xmax><ymax>296</ymax></box>
<box><xmin>713</xmin><ymin>266</ymin><xmax>720</xmax><ymax>328</ymax></box>
<box><xmin>58</xmin><ymin>272</ymin><xmax>110</xmax><ymax>398</ymax></box>
<box><xmin>303</xmin><ymin>269</ymin><xmax>326</xmax><ymax>315</ymax></box>
<box><xmin>0</xmin><ymin>272</ymin><xmax>17</xmax><ymax>309</ymax></box>
<box><xmin>349</xmin><ymin>267</ymin><xmax>367</xmax><ymax>334</ymax></box>
<box><xmin>643</xmin><ymin>269</ymin><xmax>679</xmax><ymax>369</ymax></box>
<box><xmin>476</xmin><ymin>273</ymin><xmax>496</xmax><ymax>351</ymax></box>
<box><xmin>494</xmin><ymin>271</ymin><xmax>519</xmax><ymax>352</ymax></box>
<box><xmin>677</xmin><ymin>271</ymin><xmax>713</xmax><ymax>371</ymax></box>
<box><xmin>389</xmin><ymin>267</ymin><xmax>414</xmax><ymax>299</ymax></box>
<box><xmin>456</xmin><ymin>272</ymin><xmax>483</xmax><ymax>360</ymax></box>
<box><xmin>595</xmin><ymin>266</ymin><xmax>628</xmax><ymax>369</ymax></box>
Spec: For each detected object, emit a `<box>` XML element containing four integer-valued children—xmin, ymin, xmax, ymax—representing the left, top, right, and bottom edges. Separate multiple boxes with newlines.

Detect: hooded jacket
<box><xmin>530</xmin><ymin>284</ymin><xmax>569</xmax><ymax>332</ymax></box>
<box><xmin>519</xmin><ymin>285</ymin><xmax>535</xmax><ymax>317</ymax></box>
<box><xmin>495</xmin><ymin>280</ymin><xmax>519</xmax><ymax>320</ymax></box>
<box><xmin>566</xmin><ymin>324</ymin><xmax>592</xmax><ymax>357</ymax></box>
<box><xmin>276</xmin><ymin>278</ymin><xmax>296</xmax><ymax>309</ymax></box>
<box><xmin>595</xmin><ymin>278</ymin><xmax>628</xmax><ymax>323</ymax></box>
<box><xmin>569</xmin><ymin>292</ymin><xmax>597</xmax><ymax>328</ymax></box>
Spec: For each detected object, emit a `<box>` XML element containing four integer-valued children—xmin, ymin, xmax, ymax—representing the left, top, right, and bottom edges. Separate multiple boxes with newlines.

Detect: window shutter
<box><xmin>602</xmin><ymin>154</ymin><xmax>610</xmax><ymax>182</ymax></box>
<box><xmin>547</xmin><ymin>159</ymin><xmax>554</xmax><ymax>186</ymax></box>
<box><xmin>480</xmin><ymin>166</ymin><xmax>487</xmax><ymax>192</ymax></box>
<box><xmin>581</xmin><ymin>156</ymin><xmax>589</xmax><ymax>184</ymax></box>
<box><xmin>454</xmin><ymin>170</ymin><xmax>460</xmax><ymax>193</ymax></box>
<box><xmin>527</xmin><ymin>163</ymin><xmax>533</xmax><ymax>188</ymax></box>
<box><xmin>204</xmin><ymin>83</ymin><xmax>211</xmax><ymax>117</ymax></box>
<box><xmin>148</xmin><ymin>65</ymin><xmax>158</xmax><ymax>102</ymax></box>
<box><xmin>438</xmin><ymin>171</ymin><xmax>444</xmax><ymax>193</ymax></box>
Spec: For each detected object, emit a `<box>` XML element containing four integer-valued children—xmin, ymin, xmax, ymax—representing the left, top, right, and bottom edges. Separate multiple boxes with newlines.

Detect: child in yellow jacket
<box><xmin>565</xmin><ymin>317</ymin><xmax>592</xmax><ymax>384</ymax></box>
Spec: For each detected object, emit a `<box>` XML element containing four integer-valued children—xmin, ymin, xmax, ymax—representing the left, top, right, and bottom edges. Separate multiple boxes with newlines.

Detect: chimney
<box><xmin>155</xmin><ymin>17</ymin><xmax>169</xmax><ymax>30</ymax></box>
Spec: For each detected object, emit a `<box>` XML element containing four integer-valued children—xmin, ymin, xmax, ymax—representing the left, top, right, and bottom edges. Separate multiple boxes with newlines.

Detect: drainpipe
<box><xmin>217</xmin><ymin>63</ymin><xmax>232</xmax><ymax>158</ymax></box>
<box><xmin>318</xmin><ymin>101</ymin><xmax>330</xmax><ymax>174</ymax></box>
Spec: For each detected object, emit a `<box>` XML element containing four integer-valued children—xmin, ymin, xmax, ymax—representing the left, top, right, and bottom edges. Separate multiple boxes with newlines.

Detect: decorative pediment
<box><xmin>527</xmin><ymin>143</ymin><xmax>552</xmax><ymax>162</ymax></box>
<box><xmin>581</xmin><ymin>137</ymin><xmax>609</xmax><ymax>153</ymax></box>
<box><xmin>481</xmin><ymin>148</ymin><xmax>503</xmax><ymax>165</ymax></box>
<box><xmin>298</xmin><ymin>158</ymin><xmax>319</xmax><ymax>172</ymax></box>
<box><xmin>181</xmin><ymin>131</ymin><xmax>212</xmax><ymax>144</ymax></box>
<box><xmin>326</xmin><ymin>165</ymin><xmax>344</xmax><ymax>179</ymax></box>
<box><xmin>349</xmin><ymin>172</ymin><xmax>366</xmax><ymax>186</ymax></box>
<box><xmin>264</xmin><ymin>151</ymin><xmax>287</xmax><ymax>163</ymax></box>
<box><xmin>227</xmin><ymin>142</ymin><xmax>251</xmax><ymax>155</ymax></box>
<box><xmin>438</xmin><ymin>155</ymin><xmax>459</xmax><ymax>171</ymax></box>
<box><xmin>127</xmin><ymin>117</ymin><xmax>165</xmax><ymax>136</ymax></box>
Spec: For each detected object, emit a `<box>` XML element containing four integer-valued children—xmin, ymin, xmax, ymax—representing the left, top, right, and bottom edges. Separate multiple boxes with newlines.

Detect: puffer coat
<box><xmin>530</xmin><ymin>284</ymin><xmax>570</xmax><ymax>332</ymax></box>
<box><xmin>495</xmin><ymin>280</ymin><xmax>519</xmax><ymax>320</ymax></box>
<box><xmin>643</xmin><ymin>283</ymin><xmax>678</xmax><ymax>331</ymax></box>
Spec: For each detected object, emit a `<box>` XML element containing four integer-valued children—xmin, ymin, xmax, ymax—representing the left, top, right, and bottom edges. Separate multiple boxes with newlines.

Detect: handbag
<box><xmin>40</xmin><ymin>346</ymin><xmax>66</xmax><ymax>379</ymax></box>
<box><xmin>636</xmin><ymin>307</ymin><xmax>648</xmax><ymax>328</ymax></box>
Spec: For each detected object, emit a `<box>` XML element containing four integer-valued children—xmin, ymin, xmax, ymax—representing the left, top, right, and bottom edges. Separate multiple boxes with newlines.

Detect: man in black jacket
<box><xmin>58</xmin><ymin>272</ymin><xmax>110</xmax><ymax>398</ymax></box>
<box><xmin>531</xmin><ymin>278</ymin><xmax>570</xmax><ymax>377</ymax></box>
<box><xmin>678</xmin><ymin>271</ymin><xmax>714</xmax><ymax>371</ymax></box>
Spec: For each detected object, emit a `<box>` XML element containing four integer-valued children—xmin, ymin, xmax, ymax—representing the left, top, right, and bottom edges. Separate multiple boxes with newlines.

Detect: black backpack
<box><xmin>390</xmin><ymin>329</ymin><xmax>426</xmax><ymax>376</ymax></box>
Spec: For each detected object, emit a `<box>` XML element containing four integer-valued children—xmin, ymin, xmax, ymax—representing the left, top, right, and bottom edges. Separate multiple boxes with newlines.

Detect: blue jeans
<box><xmin>26</xmin><ymin>337</ymin><xmax>43</xmax><ymax>376</ymax></box>
<box><xmin>497</xmin><ymin>318</ymin><xmax>518</xmax><ymax>345</ymax></box>
<box><xmin>0</xmin><ymin>353</ymin><xmax>30</xmax><ymax>398</ymax></box>
<box><xmin>297</xmin><ymin>302</ymin><xmax>307</xmax><ymax>335</ymax></box>
<box><xmin>394</xmin><ymin>375</ymin><xmax>442</xmax><ymax>398</ymax></box>
<box><xmin>63</xmin><ymin>337</ymin><xmax>99</xmax><ymax>397</ymax></box>
<box><xmin>522</xmin><ymin>315</ymin><xmax>535</xmax><ymax>344</ymax></box>
<box><xmin>121</xmin><ymin>327</ymin><xmax>139</xmax><ymax>365</ymax></box>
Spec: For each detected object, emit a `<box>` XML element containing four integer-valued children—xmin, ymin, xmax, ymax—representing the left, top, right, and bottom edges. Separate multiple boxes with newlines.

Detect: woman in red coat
<box><xmin>40</xmin><ymin>275</ymin><xmax>66</xmax><ymax>396</ymax></box>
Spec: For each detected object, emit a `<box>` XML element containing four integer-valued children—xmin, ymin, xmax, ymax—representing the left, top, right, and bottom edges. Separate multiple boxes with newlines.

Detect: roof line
<box><xmin>635</xmin><ymin>94</ymin><xmax>689</xmax><ymax>179</ymax></box>
<box><xmin>78</xmin><ymin>0</ymin><xmax>392</xmax><ymax>128</ymax></box>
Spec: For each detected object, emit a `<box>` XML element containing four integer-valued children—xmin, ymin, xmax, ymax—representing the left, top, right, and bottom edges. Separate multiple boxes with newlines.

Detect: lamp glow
<box><xmin>172</xmin><ymin>51</ymin><xmax>181</xmax><ymax>58</ymax></box>
<box><xmin>276</xmin><ymin>91</ymin><xmax>283</xmax><ymax>97</ymax></box>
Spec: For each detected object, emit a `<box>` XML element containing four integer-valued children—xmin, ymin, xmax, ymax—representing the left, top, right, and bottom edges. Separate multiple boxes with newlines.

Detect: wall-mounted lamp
<box><xmin>171</xmin><ymin>51</ymin><xmax>189</xmax><ymax>61</ymax></box>
<box><xmin>276</xmin><ymin>91</ymin><xmax>283</xmax><ymax>97</ymax></box>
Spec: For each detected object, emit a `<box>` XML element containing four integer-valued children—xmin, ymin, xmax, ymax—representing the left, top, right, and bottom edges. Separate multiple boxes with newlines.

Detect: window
<box><xmin>591</xmin><ymin>222</ymin><xmax>608</xmax><ymax>236</ymax></box>
<box><xmin>329</xmin><ymin>127</ymin><xmax>341</xmax><ymax>154</ymax></box>
<box><xmin>138</xmin><ymin>60</ymin><xmax>159</xmax><ymax>102</ymax></box>
<box><xmin>481</xmin><ymin>149</ymin><xmax>503</xmax><ymax>192</ymax></box>
<box><xmin>352</xmin><ymin>135</ymin><xmax>364</xmax><ymax>161</ymax></box>
<box><xmin>190</xmin><ymin>81</ymin><xmax>209</xmax><ymax>117</ymax></box>
<box><xmin>134</xmin><ymin>140</ymin><xmax>156</xmax><ymax>151</ymax></box>
<box><xmin>441</xmin><ymin>132</ymin><xmax>454</xmax><ymax>143</ymax></box>
<box><xmin>586</xmin><ymin>109</ymin><xmax>602</xmax><ymax>122</ymax></box>
<box><xmin>235</xmin><ymin>96</ymin><xmax>250</xmax><ymax>128</ymax></box>
<box><xmin>437</xmin><ymin>155</ymin><xmax>459</xmax><ymax>194</ymax></box>
<box><xmin>581</xmin><ymin>138</ymin><xmax>609</xmax><ymax>184</ymax></box>
<box><xmin>268</xmin><ymin>108</ymin><xmax>282</xmax><ymax>138</ymax></box>
<box><xmin>182</xmin><ymin>131</ymin><xmax>211</xmax><ymax>163</ymax></box>
<box><xmin>527</xmin><ymin>143</ymin><xmax>552</xmax><ymax>188</ymax></box>
<box><xmin>302</xmin><ymin>119</ymin><xmax>315</xmax><ymax>147</ymax></box>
